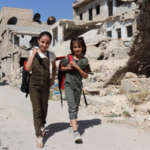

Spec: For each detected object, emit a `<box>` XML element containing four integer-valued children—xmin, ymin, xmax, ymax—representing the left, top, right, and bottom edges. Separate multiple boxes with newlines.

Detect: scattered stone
<box><xmin>125</xmin><ymin>72</ymin><xmax>138</xmax><ymax>79</ymax></box>
<box><xmin>121</xmin><ymin>79</ymin><xmax>139</xmax><ymax>93</ymax></box>
<box><xmin>99</xmin><ymin>89</ymin><xmax>106</xmax><ymax>97</ymax></box>
<box><xmin>138</xmin><ymin>75</ymin><xmax>146</xmax><ymax>78</ymax></box>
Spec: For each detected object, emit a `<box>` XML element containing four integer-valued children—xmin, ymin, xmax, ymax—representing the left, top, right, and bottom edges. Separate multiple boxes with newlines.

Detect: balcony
<box><xmin>73</xmin><ymin>0</ymin><xmax>94</xmax><ymax>8</ymax></box>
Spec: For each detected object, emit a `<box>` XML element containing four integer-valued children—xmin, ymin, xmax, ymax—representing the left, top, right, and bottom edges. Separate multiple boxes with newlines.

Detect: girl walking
<box><xmin>26</xmin><ymin>31</ymin><xmax>56</xmax><ymax>148</ymax></box>
<box><xmin>60</xmin><ymin>37</ymin><xmax>90</xmax><ymax>142</ymax></box>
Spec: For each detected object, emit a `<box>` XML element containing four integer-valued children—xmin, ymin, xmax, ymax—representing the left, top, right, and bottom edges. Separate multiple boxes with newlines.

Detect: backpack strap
<box><xmin>68</xmin><ymin>54</ymin><xmax>76</xmax><ymax>72</ymax></box>
<box><xmin>68</xmin><ymin>54</ymin><xmax>73</xmax><ymax>61</ymax></box>
<box><xmin>83</xmin><ymin>90</ymin><xmax>88</xmax><ymax>106</ymax></box>
<box><xmin>47</xmin><ymin>51</ymin><xmax>49</xmax><ymax>59</ymax></box>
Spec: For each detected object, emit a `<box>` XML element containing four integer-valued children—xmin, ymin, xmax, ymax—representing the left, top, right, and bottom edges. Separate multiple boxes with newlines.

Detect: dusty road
<box><xmin>0</xmin><ymin>85</ymin><xmax>150</xmax><ymax>150</ymax></box>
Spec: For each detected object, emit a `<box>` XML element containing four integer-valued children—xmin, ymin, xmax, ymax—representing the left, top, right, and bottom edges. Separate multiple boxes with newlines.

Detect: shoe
<box><xmin>36</xmin><ymin>137</ymin><xmax>43</xmax><ymax>148</ymax></box>
<box><xmin>74</xmin><ymin>131</ymin><xmax>82</xmax><ymax>142</ymax></box>
<box><xmin>68</xmin><ymin>126</ymin><xmax>73</xmax><ymax>133</ymax></box>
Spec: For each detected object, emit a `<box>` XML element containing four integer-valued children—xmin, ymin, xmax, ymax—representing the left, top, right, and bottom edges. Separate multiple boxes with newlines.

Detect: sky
<box><xmin>0</xmin><ymin>0</ymin><xmax>75</xmax><ymax>22</ymax></box>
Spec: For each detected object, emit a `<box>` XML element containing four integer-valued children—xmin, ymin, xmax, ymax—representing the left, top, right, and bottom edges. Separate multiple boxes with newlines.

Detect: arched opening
<box><xmin>7</xmin><ymin>17</ymin><xmax>18</xmax><ymax>25</ymax></box>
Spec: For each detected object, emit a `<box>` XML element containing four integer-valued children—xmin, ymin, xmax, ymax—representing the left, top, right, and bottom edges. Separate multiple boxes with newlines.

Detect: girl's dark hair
<box><xmin>70</xmin><ymin>37</ymin><xmax>86</xmax><ymax>56</ymax></box>
<box><xmin>39</xmin><ymin>31</ymin><xmax>52</xmax><ymax>40</ymax></box>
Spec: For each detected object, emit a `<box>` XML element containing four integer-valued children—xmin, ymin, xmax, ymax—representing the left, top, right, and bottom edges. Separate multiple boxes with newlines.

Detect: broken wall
<box><xmin>113</xmin><ymin>2</ymin><xmax>136</xmax><ymax>16</ymax></box>
<box><xmin>104</xmin><ymin>0</ymin><xmax>150</xmax><ymax>86</ymax></box>
<box><xmin>73</xmin><ymin>0</ymin><xmax>106</xmax><ymax>21</ymax></box>
<box><xmin>0</xmin><ymin>7</ymin><xmax>51</xmax><ymax>34</ymax></box>
<box><xmin>0</xmin><ymin>7</ymin><xmax>33</xmax><ymax>32</ymax></box>
<box><xmin>73</xmin><ymin>0</ymin><xmax>137</xmax><ymax>22</ymax></box>
<box><xmin>106</xmin><ymin>17</ymin><xmax>134</xmax><ymax>40</ymax></box>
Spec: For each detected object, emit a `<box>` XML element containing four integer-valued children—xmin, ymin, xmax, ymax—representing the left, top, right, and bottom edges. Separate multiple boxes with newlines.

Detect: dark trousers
<box><xmin>29</xmin><ymin>82</ymin><xmax>50</xmax><ymax>136</ymax></box>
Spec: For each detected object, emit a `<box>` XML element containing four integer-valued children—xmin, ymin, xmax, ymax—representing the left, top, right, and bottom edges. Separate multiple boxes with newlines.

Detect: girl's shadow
<box><xmin>43</xmin><ymin>119</ymin><xmax>101</xmax><ymax>144</ymax></box>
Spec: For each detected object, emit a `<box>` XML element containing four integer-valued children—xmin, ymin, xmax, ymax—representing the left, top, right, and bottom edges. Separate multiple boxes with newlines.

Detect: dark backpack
<box><xmin>20</xmin><ymin>62</ymin><xmax>30</xmax><ymax>98</ymax></box>
<box><xmin>21</xmin><ymin>52</ymin><xmax>49</xmax><ymax>98</ymax></box>
<box><xmin>57</xmin><ymin>54</ymin><xmax>88</xmax><ymax>107</ymax></box>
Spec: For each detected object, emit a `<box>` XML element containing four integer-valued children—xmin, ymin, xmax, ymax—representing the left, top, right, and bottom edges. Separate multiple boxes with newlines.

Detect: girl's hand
<box><xmin>50</xmin><ymin>79</ymin><xmax>55</xmax><ymax>87</ymax></box>
<box><xmin>70</xmin><ymin>61</ymin><xmax>79</xmax><ymax>70</ymax></box>
<box><xmin>32</xmin><ymin>49</ymin><xmax>38</xmax><ymax>57</ymax></box>
<box><xmin>67</xmin><ymin>64</ymin><xmax>73</xmax><ymax>70</ymax></box>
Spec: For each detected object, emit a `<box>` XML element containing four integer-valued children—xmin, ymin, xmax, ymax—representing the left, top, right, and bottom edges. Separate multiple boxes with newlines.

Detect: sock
<box><xmin>74</xmin><ymin>130</ymin><xmax>78</xmax><ymax>133</ymax></box>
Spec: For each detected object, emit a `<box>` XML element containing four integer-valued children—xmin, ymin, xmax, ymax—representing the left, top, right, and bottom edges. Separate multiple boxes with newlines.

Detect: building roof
<box><xmin>7</xmin><ymin>25</ymin><xmax>50</xmax><ymax>35</ymax></box>
<box><xmin>72</xmin><ymin>0</ymin><xmax>94</xmax><ymax>8</ymax></box>
<box><xmin>58</xmin><ymin>19</ymin><xmax>101</xmax><ymax>29</ymax></box>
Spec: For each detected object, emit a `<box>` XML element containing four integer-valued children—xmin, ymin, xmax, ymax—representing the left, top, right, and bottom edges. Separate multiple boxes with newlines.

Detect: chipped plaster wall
<box><xmin>73</xmin><ymin>0</ymin><xmax>137</xmax><ymax>22</ymax></box>
<box><xmin>17</xmin><ymin>35</ymin><xmax>32</xmax><ymax>48</ymax></box>
<box><xmin>113</xmin><ymin>2</ymin><xmax>136</xmax><ymax>16</ymax></box>
<box><xmin>0</xmin><ymin>30</ymin><xmax>8</xmax><ymax>58</ymax></box>
<box><xmin>73</xmin><ymin>0</ymin><xmax>106</xmax><ymax>21</ymax></box>
<box><xmin>0</xmin><ymin>7</ymin><xmax>33</xmax><ymax>31</ymax></box>
<box><xmin>106</xmin><ymin>18</ymin><xmax>134</xmax><ymax>40</ymax></box>
<box><xmin>0</xmin><ymin>7</ymin><xmax>50</xmax><ymax>34</ymax></box>
<box><xmin>104</xmin><ymin>0</ymin><xmax>150</xmax><ymax>86</ymax></box>
<box><xmin>1</xmin><ymin>57</ymin><xmax>11</xmax><ymax>77</ymax></box>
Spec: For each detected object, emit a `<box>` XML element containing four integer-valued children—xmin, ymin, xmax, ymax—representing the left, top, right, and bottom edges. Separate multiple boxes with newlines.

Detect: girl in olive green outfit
<box><xmin>61</xmin><ymin>37</ymin><xmax>90</xmax><ymax>142</ymax></box>
<box><xmin>26</xmin><ymin>31</ymin><xmax>56</xmax><ymax>148</ymax></box>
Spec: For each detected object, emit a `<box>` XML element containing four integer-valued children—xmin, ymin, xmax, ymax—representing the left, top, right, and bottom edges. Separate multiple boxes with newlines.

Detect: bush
<box><xmin>127</xmin><ymin>88</ymin><xmax>150</xmax><ymax>105</ymax></box>
<box><xmin>123</xmin><ymin>111</ymin><xmax>131</xmax><ymax>118</ymax></box>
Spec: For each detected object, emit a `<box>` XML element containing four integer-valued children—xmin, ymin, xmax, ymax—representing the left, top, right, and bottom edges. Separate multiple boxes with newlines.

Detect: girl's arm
<box><xmin>70</xmin><ymin>61</ymin><xmax>88</xmax><ymax>79</ymax></box>
<box><xmin>26</xmin><ymin>49</ymin><xmax>38</xmax><ymax>72</ymax></box>
<box><xmin>60</xmin><ymin>56</ymin><xmax>73</xmax><ymax>72</ymax></box>
<box><xmin>60</xmin><ymin>63</ymin><xmax>73</xmax><ymax>71</ymax></box>
<box><xmin>50</xmin><ymin>60</ymin><xmax>56</xmax><ymax>86</ymax></box>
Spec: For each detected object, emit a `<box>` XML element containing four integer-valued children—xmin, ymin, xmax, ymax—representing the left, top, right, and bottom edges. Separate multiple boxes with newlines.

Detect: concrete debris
<box><xmin>125</xmin><ymin>72</ymin><xmax>138</xmax><ymax>79</ymax></box>
<box><xmin>86</xmin><ymin>46</ymin><xmax>103</xmax><ymax>59</ymax></box>
<box><xmin>105</xmin><ymin>0</ymin><xmax>150</xmax><ymax>86</ymax></box>
<box><xmin>52</xmin><ymin>29</ymin><xmax>128</xmax><ymax>62</ymax></box>
<box><xmin>1</xmin><ymin>67</ymin><xmax>23</xmax><ymax>87</ymax></box>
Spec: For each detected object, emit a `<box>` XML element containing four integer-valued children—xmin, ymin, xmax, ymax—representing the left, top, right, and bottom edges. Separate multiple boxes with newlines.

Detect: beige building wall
<box><xmin>0</xmin><ymin>7</ymin><xmax>33</xmax><ymax>30</ymax></box>
<box><xmin>73</xmin><ymin>0</ymin><xmax>106</xmax><ymax>21</ymax></box>
<box><xmin>73</xmin><ymin>0</ymin><xmax>137</xmax><ymax>22</ymax></box>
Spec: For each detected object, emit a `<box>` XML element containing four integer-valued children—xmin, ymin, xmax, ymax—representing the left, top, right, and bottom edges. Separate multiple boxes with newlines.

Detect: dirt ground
<box><xmin>0</xmin><ymin>85</ymin><xmax>150</xmax><ymax>150</ymax></box>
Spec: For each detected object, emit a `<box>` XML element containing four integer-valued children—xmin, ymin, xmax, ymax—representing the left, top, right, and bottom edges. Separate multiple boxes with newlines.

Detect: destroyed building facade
<box><xmin>0</xmin><ymin>1</ymin><xmax>140</xmax><ymax>78</ymax></box>
<box><xmin>73</xmin><ymin>0</ymin><xmax>137</xmax><ymax>43</ymax></box>
<box><xmin>0</xmin><ymin>6</ymin><xmax>101</xmax><ymax>77</ymax></box>
<box><xmin>0</xmin><ymin>7</ymin><xmax>50</xmax><ymax>77</ymax></box>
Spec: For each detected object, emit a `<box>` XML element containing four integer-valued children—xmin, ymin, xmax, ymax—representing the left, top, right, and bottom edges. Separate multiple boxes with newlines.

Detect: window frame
<box><xmin>116</xmin><ymin>28</ymin><xmax>122</xmax><ymax>39</ymax></box>
<box><xmin>96</xmin><ymin>5</ymin><xmax>100</xmax><ymax>15</ymax></box>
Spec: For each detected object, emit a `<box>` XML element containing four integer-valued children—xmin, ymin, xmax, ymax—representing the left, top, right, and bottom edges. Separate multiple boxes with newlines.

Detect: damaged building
<box><xmin>0</xmin><ymin>7</ymin><xmax>101</xmax><ymax>77</ymax></box>
<box><xmin>73</xmin><ymin>0</ymin><xmax>138</xmax><ymax>44</ymax></box>
<box><xmin>0</xmin><ymin>0</ymin><xmax>142</xmax><ymax>78</ymax></box>
<box><xmin>0</xmin><ymin>7</ymin><xmax>51</xmax><ymax>77</ymax></box>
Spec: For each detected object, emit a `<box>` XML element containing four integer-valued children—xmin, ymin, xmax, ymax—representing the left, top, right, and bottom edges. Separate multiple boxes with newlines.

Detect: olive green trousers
<box><xmin>29</xmin><ymin>80</ymin><xmax>50</xmax><ymax>136</ymax></box>
<box><xmin>65</xmin><ymin>86</ymin><xmax>82</xmax><ymax>120</ymax></box>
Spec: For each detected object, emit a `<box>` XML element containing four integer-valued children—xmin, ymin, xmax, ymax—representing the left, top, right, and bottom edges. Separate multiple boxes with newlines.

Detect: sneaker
<box><xmin>68</xmin><ymin>126</ymin><xmax>73</xmax><ymax>133</ymax></box>
<box><xmin>74</xmin><ymin>131</ymin><xmax>82</xmax><ymax>142</ymax></box>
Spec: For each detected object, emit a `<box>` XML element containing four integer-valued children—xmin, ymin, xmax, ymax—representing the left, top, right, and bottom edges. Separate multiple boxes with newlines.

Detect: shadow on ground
<box><xmin>0</xmin><ymin>81</ymin><xmax>9</xmax><ymax>86</ymax></box>
<box><xmin>44</xmin><ymin>119</ymin><xmax>101</xmax><ymax>144</ymax></box>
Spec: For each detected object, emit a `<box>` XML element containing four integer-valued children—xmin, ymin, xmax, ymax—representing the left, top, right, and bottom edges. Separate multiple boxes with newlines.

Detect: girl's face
<box><xmin>38</xmin><ymin>36</ymin><xmax>51</xmax><ymax>52</ymax></box>
<box><xmin>73</xmin><ymin>42</ymin><xmax>83</xmax><ymax>56</ymax></box>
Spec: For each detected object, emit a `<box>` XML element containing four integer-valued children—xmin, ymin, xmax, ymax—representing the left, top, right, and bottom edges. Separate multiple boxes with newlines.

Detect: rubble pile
<box><xmin>1</xmin><ymin>67</ymin><xmax>23</xmax><ymax>87</ymax></box>
<box><xmin>106</xmin><ymin>0</ymin><xmax>150</xmax><ymax>85</ymax></box>
<box><xmin>82</xmin><ymin>65</ymin><xmax>122</xmax><ymax>96</ymax></box>
<box><xmin>52</xmin><ymin>29</ymin><xmax>128</xmax><ymax>61</ymax></box>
